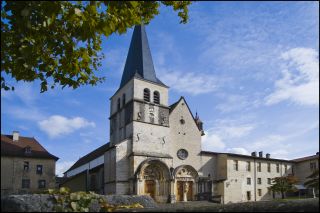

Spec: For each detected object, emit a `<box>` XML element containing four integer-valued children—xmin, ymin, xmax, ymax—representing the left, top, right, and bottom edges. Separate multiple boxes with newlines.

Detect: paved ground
<box><xmin>157</xmin><ymin>201</ymin><xmax>219</xmax><ymax>209</ymax></box>
<box><xmin>116</xmin><ymin>198</ymin><xmax>319</xmax><ymax>212</ymax></box>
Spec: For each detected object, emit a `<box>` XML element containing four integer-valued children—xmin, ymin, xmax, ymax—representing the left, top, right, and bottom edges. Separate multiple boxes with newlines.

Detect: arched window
<box><xmin>117</xmin><ymin>98</ymin><xmax>120</xmax><ymax>111</ymax></box>
<box><xmin>122</xmin><ymin>93</ymin><xmax>126</xmax><ymax>107</ymax></box>
<box><xmin>143</xmin><ymin>88</ymin><xmax>150</xmax><ymax>102</ymax></box>
<box><xmin>154</xmin><ymin>91</ymin><xmax>160</xmax><ymax>104</ymax></box>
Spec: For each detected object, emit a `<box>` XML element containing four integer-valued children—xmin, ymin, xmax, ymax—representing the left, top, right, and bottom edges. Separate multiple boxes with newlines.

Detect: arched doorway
<box><xmin>136</xmin><ymin>160</ymin><xmax>170</xmax><ymax>203</ymax></box>
<box><xmin>174</xmin><ymin>165</ymin><xmax>198</xmax><ymax>202</ymax></box>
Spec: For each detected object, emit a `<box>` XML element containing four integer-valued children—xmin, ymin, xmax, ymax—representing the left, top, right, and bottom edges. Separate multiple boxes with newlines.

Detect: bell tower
<box><xmin>109</xmin><ymin>24</ymin><xmax>170</xmax><ymax>148</ymax></box>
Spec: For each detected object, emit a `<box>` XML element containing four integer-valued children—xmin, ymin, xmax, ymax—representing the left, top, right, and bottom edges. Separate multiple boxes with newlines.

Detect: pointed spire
<box><xmin>119</xmin><ymin>25</ymin><xmax>166</xmax><ymax>88</ymax></box>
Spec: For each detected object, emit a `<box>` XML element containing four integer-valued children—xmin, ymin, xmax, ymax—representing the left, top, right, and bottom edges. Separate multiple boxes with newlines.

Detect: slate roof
<box><xmin>119</xmin><ymin>24</ymin><xmax>167</xmax><ymax>88</ymax></box>
<box><xmin>292</xmin><ymin>153</ymin><xmax>319</xmax><ymax>162</ymax></box>
<box><xmin>200</xmin><ymin>151</ymin><xmax>293</xmax><ymax>163</ymax></box>
<box><xmin>1</xmin><ymin>134</ymin><xmax>59</xmax><ymax>161</ymax></box>
<box><xmin>65</xmin><ymin>143</ymin><xmax>113</xmax><ymax>173</ymax></box>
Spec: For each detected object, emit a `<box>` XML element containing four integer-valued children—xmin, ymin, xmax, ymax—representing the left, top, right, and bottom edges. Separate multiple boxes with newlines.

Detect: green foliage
<box><xmin>269</xmin><ymin>175</ymin><xmax>299</xmax><ymax>199</ymax></box>
<box><xmin>304</xmin><ymin>169</ymin><xmax>319</xmax><ymax>189</ymax></box>
<box><xmin>1</xmin><ymin>1</ymin><xmax>192</xmax><ymax>92</ymax></box>
<box><xmin>46</xmin><ymin>187</ymin><xmax>143</xmax><ymax>212</ymax></box>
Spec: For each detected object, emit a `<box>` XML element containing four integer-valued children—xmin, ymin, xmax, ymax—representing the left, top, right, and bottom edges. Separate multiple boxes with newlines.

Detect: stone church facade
<box><xmin>63</xmin><ymin>25</ymin><xmax>319</xmax><ymax>204</ymax></box>
<box><xmin>104</xmin><ymin>25</ymin><xmax>209</xmax><ymax>203</ymax></box>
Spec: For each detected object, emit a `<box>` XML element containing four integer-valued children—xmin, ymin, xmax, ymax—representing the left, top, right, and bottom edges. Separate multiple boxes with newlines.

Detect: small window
<box><xmin>267</xmin><ymin>163</ymin><xmax>271</xmax><ymax>172</ymax></box>
<box><xmin>246</xmin><ymin>161</ymin><xmax>251</xmax><ymax>171</ymax></box>
<box><xmin>117</xmin><ymin>98</ymin><xmax>120</xmax><ymax>111</ymax></box>
<box><xmin>38</xmin><ymin>180</ymin><xmax>46</xmax><ymax>189</ymax></box>
<box><xmin>122</xmin><ymin>93</ymin><xmax>126</xmax><ymax>107</ymax></box>
<box><xmin>257</xmin><ymin>178</ymin><xmax>262</xmax><ymax>184</ymax></box>
<box><xmin>247</xmin><ymin>191</ymin><xmax>251</xmax><ymax>201</ymax></box>
<box><xmin>24</xmin><ymin>161</ymin><xmax>29</xmax><ymax>171</ymax></box>
<box><xmin>153</xmin><ymin>91</ymin><xmax>160</xmax><ymax>104</ymax></box>
<box><xmin>36</xmin><ymin>165</ymin><xmax>43</xmax><ymax>174</ymax></box>
<box><xmin>258</xmin><ymin>189</ymin><xmax>262</xmax><ymax>196</ymax></box>
<box><xmin>233</xmin><ymin>160</ymin><xmax>238</xmax><ymax>171</ymax></box>
<box><xmin>143</xmin><ymin>88</ymin><xmax>150</xmax><ymax>102</ymax></box>
<box><xmin>257</xmin><ymin>162</ymin><xmax>261</xmax><ymax>172</ymax></box>
<box><xmin>310</xmin><ymin>162</ymin><xmax>316</xmax><ymax>171</ymax></box>
<box><xmin>276</xmin><ymin>164</ymin><xmax>280</xmax><ymax>173</ymax></box>
<box><xmin>267</xmin><ymin>178</ymin><xmax>271</xmax><ymax>184</ymax></box>
<box><xmin>22</xmin><ymin>179</ymin><xmax>30</xmax><ymax>189</ymax></box>
<box><xmin>25</xmin><ymin>146</ymin><xmax>31</xmax><ymax>154</ymax></box>
<box><xmin>247</xmin><ymin>178</ymin><xmax>251</xmax><ymax>185</ymax></box>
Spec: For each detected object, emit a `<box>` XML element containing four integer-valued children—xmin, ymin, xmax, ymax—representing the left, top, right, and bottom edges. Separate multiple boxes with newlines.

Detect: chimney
<box><xmin>259</xmin><ymin>151</ymin><xmax>263</xmax><ymax>157</ymax></box>
<box><xmin>12</xmin><ymin>131</ymin><xmax>19</xmax><ymax>142</ymax></box>
<box><xmin>251</xmin><ymin>151</ymin><xmax>257</xmax><ymax>157</ymax></box>
<box><xmin>266</xmin><ymin>153</ymin><xmax>270</xmax><ymax>159</ymax></box>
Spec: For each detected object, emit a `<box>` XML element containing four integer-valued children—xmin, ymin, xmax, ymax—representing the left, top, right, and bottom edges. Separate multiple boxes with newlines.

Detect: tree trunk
<box><xmin>281</xmin><ymin>191</ymin><xmax>285</xmax><ymax>199</ymax></box>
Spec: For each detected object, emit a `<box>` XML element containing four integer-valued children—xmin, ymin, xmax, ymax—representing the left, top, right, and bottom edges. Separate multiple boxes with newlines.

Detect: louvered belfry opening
<box><xmin>154</xmin><ymin>91</ymin><xmax>160</xmax><ymax>104</ymax></box>
<box><xmin>144</xmin><ymin>88</ymin><xmax>150</xmax><ymax>102</ymax></box>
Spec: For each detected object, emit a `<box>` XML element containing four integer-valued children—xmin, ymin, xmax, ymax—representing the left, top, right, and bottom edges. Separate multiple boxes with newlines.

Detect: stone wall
<box><xmin>1</xmin><ymin>194</ymin><xmax>158</xmax><ymax>212</ymax></box>
<box><xmin>1</xmin><ymin>156</ymin><xmax>56</xmax><ymax>195</ymax></box>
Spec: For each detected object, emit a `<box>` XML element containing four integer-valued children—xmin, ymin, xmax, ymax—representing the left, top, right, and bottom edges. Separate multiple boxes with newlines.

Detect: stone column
<box><xmin>169</xmin><ymin>180</ymin><xmax>176</xmax><ymax>203</ymax></box>
<box><xmin>183</xmin><ymin>182</ymin><xmax>188</xmax><ymax>202</ymax></box>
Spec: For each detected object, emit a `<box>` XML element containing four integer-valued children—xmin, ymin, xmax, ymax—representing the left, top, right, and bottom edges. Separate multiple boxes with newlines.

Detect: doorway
<box><xmin>145</xmin><ymin>180</ymin><xmax>155</xmax><ymax>199</ymax></box>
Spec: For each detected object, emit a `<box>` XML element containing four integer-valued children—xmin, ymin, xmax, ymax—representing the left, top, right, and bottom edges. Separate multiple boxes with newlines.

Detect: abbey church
<box><xmin>63</xmin><ymin>25</ymin><xmax>319</xmax><ymax>204</ymax></box>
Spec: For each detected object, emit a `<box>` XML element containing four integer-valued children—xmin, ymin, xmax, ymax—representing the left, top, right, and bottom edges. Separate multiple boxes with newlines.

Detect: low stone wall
<box><xmin>1</xmin><ymin>194</ymin><xmax>158</xmax><ymax>212</ymax></box>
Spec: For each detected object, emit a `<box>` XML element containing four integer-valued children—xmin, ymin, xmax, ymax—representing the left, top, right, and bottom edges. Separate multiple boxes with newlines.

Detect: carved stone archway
<box><xmin>173</xmin><ymin>165</ymin><xmax>199</xmax><ymax>202</ymax></box>
<box><xmin>135</xmin><ymin>159</ymin><xmax>170</xmax><ymax>203</ymax></box>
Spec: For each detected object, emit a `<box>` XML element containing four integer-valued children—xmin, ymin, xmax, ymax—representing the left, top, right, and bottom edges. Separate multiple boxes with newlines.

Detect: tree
<box><xmin>304</xmin><ymin>169</ymin><xmax>319</xmax><ymax>197</ymax></box>
<box><xmin>269</xmin><ymin>175</ymin><xmax>299</xmax><ymax>199</ymax></box>
<box><xmin>1</xmin><ymin>1</ymin><xmax>192</xmax><ymax>92</ymax></box>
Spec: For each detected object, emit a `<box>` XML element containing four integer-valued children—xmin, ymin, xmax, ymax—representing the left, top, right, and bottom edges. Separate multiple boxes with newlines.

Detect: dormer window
<box><xmin>154</xmin><ymin>91</ymin><xmax>160</xmax><ymax>104</ymax></box>
<box><xmin>25</xmin><ymin>146</ymin><xmax>31</xmax><ymax>154</ymax></box>
<box><xmin>144</xmin><ymin>88</ymin><xmax>150</xmax><ymax>102</ymax></box>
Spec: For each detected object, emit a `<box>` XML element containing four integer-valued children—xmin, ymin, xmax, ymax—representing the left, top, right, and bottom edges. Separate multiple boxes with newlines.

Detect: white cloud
<box><xmin>201</xmin><ymin>131</ymin><xmax>225</xmax><ymax>151</ymax></box>
<box><xmin>265</xmin><ymin>48</ymin><xmax>319</xmax><ymax>106</ymax></box>
<box><xmin>56</xmin><ymin>161</ymin><xmax>75</xmax><ymax>177</ymax></box>
<box><xmin>3</xmin><ymin>105</ymin><xmax>45</xmax><ymax>121</ymax></box>
<box><xmin>158</xmin><ymin>68</ymin><xmax>219</xmax><ymax>95</ymax></box>
<box><xmin>38</xmin><ymin>115</ymin><xmax>95</xmax><ymax>138</ymax></box>
<box><xmin>221</xmin><ymin>125</ymin><xmax>255</xmax><ymax>138</ymax></box>
<box><xmin>226</xmin><ymin>147</ymin><xmax>250</xmax><ymax>155</ymax></box>
<box><xmin>201</xmin><ymin>119</ymin><xmax>256</xmax><ymax>153</ymax></box>
<box><xmin>216</xmin><ymin>94</ymin><xmax>262</xmax><ymax>113</ymax></box>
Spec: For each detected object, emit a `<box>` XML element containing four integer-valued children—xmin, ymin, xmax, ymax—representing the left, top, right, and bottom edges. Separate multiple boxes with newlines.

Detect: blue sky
<box><xmin>1</xmin><ymin>2</ymin><xmax>319</xmax><ymax>176</ymax></box>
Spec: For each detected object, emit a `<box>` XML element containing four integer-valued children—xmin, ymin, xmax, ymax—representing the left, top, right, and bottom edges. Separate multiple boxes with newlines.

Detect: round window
<box><xmin>177</xmin><ymin>149</ymin><xmax>188</xmax><ymax>160</ymax></box>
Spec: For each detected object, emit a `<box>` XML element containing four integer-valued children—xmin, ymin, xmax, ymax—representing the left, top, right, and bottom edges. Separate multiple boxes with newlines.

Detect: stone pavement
<box><xmin>116</xmin><ymin>198</ymin><xmax>319</xmax><ymax>212</ymax></box>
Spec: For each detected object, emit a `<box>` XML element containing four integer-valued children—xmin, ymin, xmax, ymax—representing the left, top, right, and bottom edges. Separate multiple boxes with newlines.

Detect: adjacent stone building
<box><xmin>1</xmin><ymin>131</ymin><xmax>59</xmax><ymax>195</ymax></box>
<box><xmin>292</xmin><ymin>153</ymin><xmax>319</xmax><ymax>185</ymax></box>
<box><xmin>61</xmin><ymin>143</ymin><xmax>110</xmax><ymax>194</ymax></box>
<box><xmin>64</xmin><ymin>25</ymin><xmax>319</xmax><ymax>204</ymax></box>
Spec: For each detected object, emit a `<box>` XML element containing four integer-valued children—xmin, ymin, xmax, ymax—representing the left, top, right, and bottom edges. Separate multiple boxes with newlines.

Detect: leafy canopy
<box><xmin>304</xmin><ymin>169</ymin><xmax>319</xmax><ymax>189</ymax></box>
<box><xmin>1</xmin><ymin>1</ymin><xmax>192</xmax><ymax>92</ymax></box>
<box><xmin>269</xmin><ymin>175</ymin><xmax>299</xmax><ymax>198</ymax></box>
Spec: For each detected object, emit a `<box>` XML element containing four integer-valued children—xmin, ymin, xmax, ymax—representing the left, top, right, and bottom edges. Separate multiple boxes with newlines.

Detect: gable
<box><xmin>169</xmin><ymin>97</ymin><xmax>200</xmax><ymax>133</ymax></box>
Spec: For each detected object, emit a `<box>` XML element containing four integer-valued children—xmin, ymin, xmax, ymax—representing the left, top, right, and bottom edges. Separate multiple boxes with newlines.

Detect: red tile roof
<box><xmin>1</xmin><ymin>134</ymin><xmax>59</xmax><ymax>161</ymax></box>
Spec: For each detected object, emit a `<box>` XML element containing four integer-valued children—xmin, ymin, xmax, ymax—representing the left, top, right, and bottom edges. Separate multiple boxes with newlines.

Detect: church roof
<box><xmin>65</xmin><ymin>143</ymin><xmax>113</xmax><ymax>173</ymax></box>
<box><xmin>120</xmin><ymin>25</ymin><xmax>167</xmax><ymax>88</ymax></box>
